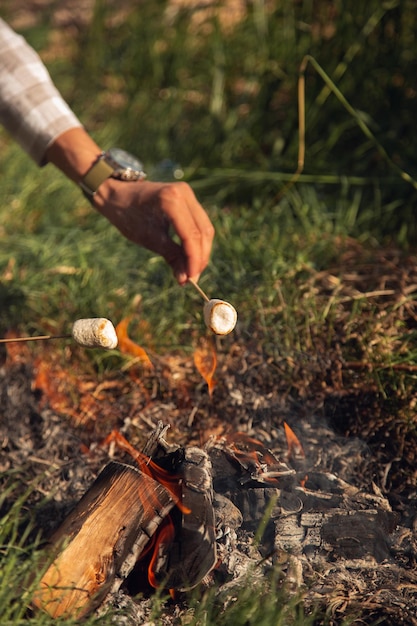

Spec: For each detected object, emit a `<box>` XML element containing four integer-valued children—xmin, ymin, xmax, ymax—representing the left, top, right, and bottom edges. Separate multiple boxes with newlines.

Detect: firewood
<box><xmin>32</xmin><ymin>461</ymin><xmax>175</xmax><ymax>619</ymax></box>
<box><xmin>149</xmin><ymin>446</ymin><xmax>218</xmax><ymax>591</ymax></box>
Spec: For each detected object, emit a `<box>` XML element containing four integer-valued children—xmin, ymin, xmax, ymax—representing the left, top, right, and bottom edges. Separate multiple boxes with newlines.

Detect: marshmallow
<box><xmin>203</xmin><ymin>300</ymin><xmax>237</xmax><ymax>335</ymax></box>
<box><xmin>71</xmin><ymin>318</ymin><xmax>118</xmax><ymax>349</ymax></box>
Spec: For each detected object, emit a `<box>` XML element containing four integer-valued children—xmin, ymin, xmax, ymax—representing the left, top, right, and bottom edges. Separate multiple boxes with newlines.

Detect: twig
<box><xmin>188</xmin><ymin>278</ymin><xmax>210</xmax><ymax>302</ymax></box>
<box><xmin>0</xmin><ymin>334</ymin><xmax>70</xmax><ymax>344</ymax></box>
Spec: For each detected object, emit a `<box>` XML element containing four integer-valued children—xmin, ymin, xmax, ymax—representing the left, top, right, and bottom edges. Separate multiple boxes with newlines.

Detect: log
<box><xmin>32</xmin><ymin>461</ymin><xmax>174</xmax><ymax>619</ymax></box>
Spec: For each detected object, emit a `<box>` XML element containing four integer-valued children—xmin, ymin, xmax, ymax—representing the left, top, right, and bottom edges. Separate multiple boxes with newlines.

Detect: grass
<box><xmin>0</xmin><ymin>476</ymin><xmax>98</xmax><ymax>626</ymax></box>
<box><xmin>1</xmin><ymin>0</ymin><xmax>417</xmax><ymax>623</ymax></box>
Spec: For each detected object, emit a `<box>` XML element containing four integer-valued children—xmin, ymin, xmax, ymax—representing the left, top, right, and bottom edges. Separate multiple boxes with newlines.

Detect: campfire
<box><xmin>27</xmin><ymin>420</ymin><xmax>417</xmax><ymax>623</ymax></box>
<box><xmin>2</xmin><ymin>248</ymin><xmax>417</xmax><ymax>626</ymax></box>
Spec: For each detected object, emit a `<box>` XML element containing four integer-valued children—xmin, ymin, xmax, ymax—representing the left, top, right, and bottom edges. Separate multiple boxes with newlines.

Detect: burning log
<box><xmin>103</xmin><ymin>429</ymin><xmax>218</xmax><ymax>593</ymax></box>
<box><xmin>144</xmin><ymin>446</ymin><xmax>217</xmax><ymax>591</ymax></box>
<box><xmin>32</xmin><ymin>462</ymin><xmax>174</xmax><ymax>619</ymax></box>
<box><xmin>33</xmin><ymin>425</ymin><xmax>219</xmax><ymax>619</ymax></box>
<box><xmin>31</xmin><ymin>424</ymin><xmax>410</xmax><ymax>623</ymax></box>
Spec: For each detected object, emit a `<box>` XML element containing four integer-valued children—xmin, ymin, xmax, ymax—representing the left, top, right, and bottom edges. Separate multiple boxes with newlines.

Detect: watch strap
<box><xmin>79</xmin><ymin>154</ymin><xmax>116</xmax><ymax>196</ymax></box>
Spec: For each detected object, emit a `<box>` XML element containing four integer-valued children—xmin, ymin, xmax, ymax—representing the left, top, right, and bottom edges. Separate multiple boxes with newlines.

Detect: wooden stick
<box><xmin>188</xmin><ymin>278</ymin><xmax>210</xmax><ymax>302</ymax></box>
<box><xmin>0</xmin><ymin>318</ymin><xmax>118</xmax><ymax>349</ymax></box>
<box><xmin>0</xmin><ymin>334</ymin><xmax>70</xmax><ymax>344</ymax></box>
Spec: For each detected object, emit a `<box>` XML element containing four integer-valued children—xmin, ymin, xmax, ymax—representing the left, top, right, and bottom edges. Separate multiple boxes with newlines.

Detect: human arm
<box><xmin>0</xmin><ymin>18</ymin><xmax>214</xmax><ymax>283</ymax></box>
<box><xmin>45</xmin><ymin>127</ymin><xmax>214</xmax><ymax>284</ymax></box>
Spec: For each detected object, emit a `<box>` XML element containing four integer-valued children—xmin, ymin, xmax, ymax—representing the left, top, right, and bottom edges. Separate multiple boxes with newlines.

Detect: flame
<box><xmin>3</xmin><ymin>330</ymin><xmax>30</xmax><ymax>364</ymax></box>
<box><xmin>101</xmin><ymin>430</ymin><xmax>190</xmax><ymax>514</ymax></box>
<box><xmin>225</xmin><ymin>433</ymin><xmax>273</xmax><ymax>459</ymax></box>
<box><xmin>33</xmin><ymin>356</ymin><xmax>74</xmax><ymax>414</ymax></box>
<box><xmin>283</xmin><ymin>422</ymin><xmax>308</xmax><ymax>487</ymax></box>
<box><xmin>224</xmin><ymin>433</ymin><xmax>282</xmax><ymax>469</ymax></box>
<box><xmin>221</xmin><ymin>432</ymin><xmax>292</xmax><ymax>485</ymax></box>
<box><xmin>283</xmin><ymin>422</ymin><xmax>305</xmax><ymax>460</ymax></box>
<box><xmin>194</xmin><ymin>338</ymin><xmax>217</xmax><ymax>396</ymax></box>
<box><xmin>115</xmin><ymin>316</ymin><xmax>153</xmax><ymax>367</ymax></box>
<box><xmin>147</xmin><ymin>516</ymin><xmax>175</xmax><ymax>589</ymax></box>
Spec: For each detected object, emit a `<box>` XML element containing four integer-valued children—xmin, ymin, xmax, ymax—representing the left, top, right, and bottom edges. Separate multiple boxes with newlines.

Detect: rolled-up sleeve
<box><xmin>0</xmin><ymin>18</ymin><xmax>82</xmax><ymax>165</ymax></box>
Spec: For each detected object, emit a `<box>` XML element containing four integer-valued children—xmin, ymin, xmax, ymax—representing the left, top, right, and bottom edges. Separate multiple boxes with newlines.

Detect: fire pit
<box><xmin>19</xmin><ymin>418</ymin><xmax>417</xmax><ymax>624</ymax></box>
<box><xmin>2</xmin><ymin>306</ymin><xmax>417</xmax><ymax>625</ymax></box>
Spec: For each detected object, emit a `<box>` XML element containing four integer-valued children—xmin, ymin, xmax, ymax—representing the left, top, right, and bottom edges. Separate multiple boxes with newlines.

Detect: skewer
<box><xmin>0</xmin><ymin>318</ymin><xmax>118</xmax><ymax>350</ymax></box>
<box><xmin>188</xmin><ymin>278</ymin><xmax>210</xmax><ymax>302</ymax></box>
<box><xmin>0</xmin><ymin>335</ymin><xmax>70</xmax><ymax>344</ymax></box>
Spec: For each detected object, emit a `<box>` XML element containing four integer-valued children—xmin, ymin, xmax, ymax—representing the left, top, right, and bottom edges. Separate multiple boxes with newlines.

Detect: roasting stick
<box><xmin>188</xmin><ymin>278</ymin><xmax>210</xmax><ymax>302</ymax></box>
<box><xmin>188</xmin><ymin>278</ymin><xmax>237</xmax><ymax>336</ymax></box>
<box><xmin>0</xmin><ymin>318</ymin><xmax>118</xmax><ymax>350</ymax></box>
<box><xmin>0</xmin><ymin>334</ymin><xmax>70</xmax><ymax>343</ymax></box>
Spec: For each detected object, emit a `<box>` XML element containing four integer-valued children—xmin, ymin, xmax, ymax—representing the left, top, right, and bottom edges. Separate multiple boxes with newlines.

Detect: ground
<box><xmin>2</xmin><ymin>242</ymin><xmax>417</xmax><ymax>624</ymax></box>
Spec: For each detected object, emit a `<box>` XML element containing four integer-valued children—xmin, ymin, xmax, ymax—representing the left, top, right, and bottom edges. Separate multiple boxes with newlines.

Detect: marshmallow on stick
<box><xmin>188</xmin><ymin>279</ymin><xmax>237</xmax><ymax>335</ymax></box>
<box><xmin>71</xmin><ymin>318</ymin><xmax>118</xmax><ymax>349</ymax></box>
<box><xmin>0</xmin><ymin>318</ymin><xmax>118</xmax><ymax>350</ymax></box>
<box><xmin>203</xmin><ymin>299</ymin><xmax>237</xmax><ymax>335</ymax></box>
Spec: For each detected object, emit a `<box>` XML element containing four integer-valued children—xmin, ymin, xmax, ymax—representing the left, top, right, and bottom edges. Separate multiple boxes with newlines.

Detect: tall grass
<box><xmin>68</xmin><ymin>0</ymin><xmax>417</xmax><ymax>228</ymax></box>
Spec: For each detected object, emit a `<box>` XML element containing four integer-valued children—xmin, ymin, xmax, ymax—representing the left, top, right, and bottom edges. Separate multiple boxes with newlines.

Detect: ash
<box><xmin>1</xmin><ymin>357</ymin><xmax>417</xmax><ymax>626</ymax></box>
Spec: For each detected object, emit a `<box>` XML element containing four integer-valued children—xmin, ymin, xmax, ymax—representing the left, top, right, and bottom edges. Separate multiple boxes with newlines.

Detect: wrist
<box><xmin>45</xmin><ymin>127</ymin><xmax>103</xmax><ymax>183</ymax></box>
<box><xmin>80</xmin><ymin>148</ymin><xmax>146</xmax><ymax>199</ymax></box>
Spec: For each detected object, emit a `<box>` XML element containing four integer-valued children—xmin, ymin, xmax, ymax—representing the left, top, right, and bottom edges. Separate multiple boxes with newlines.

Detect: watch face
<box><xmin>106</xmin><ymin>148</ymin><xmax>145</xmax><ymax>180</ymax></box>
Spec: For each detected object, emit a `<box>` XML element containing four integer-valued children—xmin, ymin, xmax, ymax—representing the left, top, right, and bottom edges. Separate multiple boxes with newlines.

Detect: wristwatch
<box><xmin>80</xmin><ymin>148</ymin><xmax>146</xmax><ymax>198</ymax></box>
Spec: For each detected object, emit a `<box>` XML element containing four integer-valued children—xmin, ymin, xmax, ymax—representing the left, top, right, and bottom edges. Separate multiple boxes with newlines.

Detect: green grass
<box><xmin>1</xmin><ymin>0</ymin><xmax>417</xmax><ymax>623</ymax></box>
<box><xmin>0</xmin><ymin>476</ymin><xmax>109</xmax><ymax>626</ymax></box>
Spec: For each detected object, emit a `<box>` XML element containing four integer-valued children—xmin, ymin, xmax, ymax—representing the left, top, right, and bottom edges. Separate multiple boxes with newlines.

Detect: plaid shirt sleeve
<box><xmin>0</xmin><ymin>18</ymin><xmax>82</xmax><ymax>165</ymax></box>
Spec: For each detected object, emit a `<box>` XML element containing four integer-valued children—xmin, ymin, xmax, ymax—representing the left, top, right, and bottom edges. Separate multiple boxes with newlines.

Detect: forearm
<box><xmin>0</xmin><ymin>18</ymin><xmax>82</xmax><ymax>165</ymax></box>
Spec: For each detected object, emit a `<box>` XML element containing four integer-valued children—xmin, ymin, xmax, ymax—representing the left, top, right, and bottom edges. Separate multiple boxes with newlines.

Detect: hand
<box><xmin>45</xmin><ymin>128</ymin><xmax>215</xmax><ymax>284</ymax></box>
<box><xmin>93</xmin><ymin>178</ymin><xmax>215</xmax><ymax>284</ymax></box>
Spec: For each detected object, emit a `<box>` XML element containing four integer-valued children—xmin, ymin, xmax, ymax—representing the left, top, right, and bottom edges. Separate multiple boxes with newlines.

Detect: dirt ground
<box><xmin>2</xmin><ymin>242</ymin><xmax>417</xmax><ymax>624</ymax></box>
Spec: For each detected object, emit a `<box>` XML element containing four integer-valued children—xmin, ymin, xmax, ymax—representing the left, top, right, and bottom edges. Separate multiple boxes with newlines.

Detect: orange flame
<box><xmin>101</xmin><ymin>430</ymin><xmax>190</xmax><ymax>514</ymax></box>
<box><xmin>147</xmin><ymin>516</ymin><xmax>176</xmax><ymax>589</ymax></box>
<box><xmin>101</xmin><ymin>430</ymin><xmax>192</xmax><ymax>592</ymax></box>
<box><xmin>283</xmin><ymin>422</ymin><xmax>307</xmax><ymax>487</ymax></box>
<box><xmin>283</xmin><ymin>422</ymin><xmax>305</xmax><ymax>460</ymax></box>
<box><xmin>220</xmin><ymin>432</ymin><xmax>293</xmax><ymax>485</ymax></box>
<box><xmin>116</xmin><ymin>316</ymin><xmax>153</xmax><ymax>367</ymax></box>
<box><xmin>194</xmin><ymin>338</ymin><xmax>217</xmax><ymax>396</ymax></box>
<box><xmin>224</xmin><ymin>433</ymin><xmax>279</xmax><ymax>465</ymax></box>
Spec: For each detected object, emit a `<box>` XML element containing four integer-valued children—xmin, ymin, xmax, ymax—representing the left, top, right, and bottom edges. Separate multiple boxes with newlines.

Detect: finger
<box><xmin>160</xmin><ymin>241</ymin><xmax>189</xmax><ymax>284</ymax></box>
<box><xmin>163</xmin><ymin>185</ymin><xmax>214</xmax><ymax>279</ymax></box>
<box><xmin>182</xmin><ymin>194</ymin><xmax>215</xmax><ymax>278</ymax></box>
